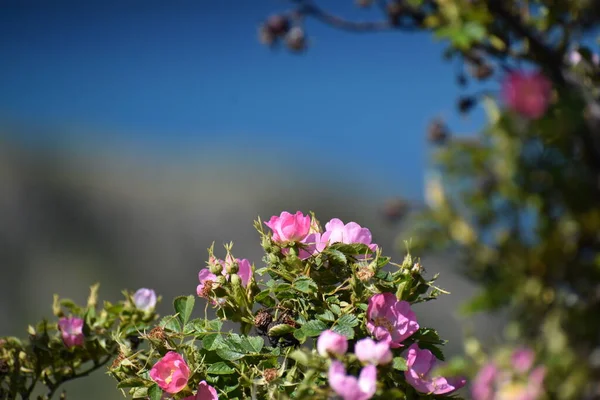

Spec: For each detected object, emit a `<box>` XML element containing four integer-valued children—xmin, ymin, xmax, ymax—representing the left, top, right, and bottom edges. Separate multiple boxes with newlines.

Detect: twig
<box><xmin>46</xmin><ymin>355</ymin><xmax>112</xmax><ymax>399</ymax></box>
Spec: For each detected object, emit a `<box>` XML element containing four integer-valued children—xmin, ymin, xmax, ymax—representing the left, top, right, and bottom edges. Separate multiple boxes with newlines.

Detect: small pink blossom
<box><xmin>149</xmin><ymin>351</ymin><xmax>191</xmax><ymax>394</ymax></box>
<box><xmin>405</xmin><ymin>343</ymin><xmax>466</xmax><ymax>395</ymax></box>
<box><xmin>502</xmin><ymin>71</ymin><xmax>552</xmax><ymax>119</ymax></box>
<box><xmin>58</xmin><ymin>317</ymin><xmax>85</xmax><ymax>348</ymax></box>
<box><xmin>355</xmin><ymin>337</ymin><xmax>393</xmax><ymax>365</ymax></box>
<box><xmin>317</xmin><ymin>330</ymin><xmax>348</xmax><ymax>357</ymax></box>
<box><xmin>321</xmin><ymin>218</ymin><xmax>378</xmax><ymax>252</ymax></box>
<box><xmin>265</xmin><ymin>211</ymin><xmax>311</xmax><ymax>243</ymax></box>
<box><xmin>472</xmin><ymin>363</ymin><xmax>498</xmax><ymax>400</ymax></box>
<box><xmin>511</xmin><ymin>347</ymin><xmax>535</xmax><ymax>373</ymax></box>
<box><xmin>366</xmin><ymin>293</ymin><xmax>419</xmax><ymax>348</ymax></box>
<box><xmin>183</xmin><ymin>381</ymin><xmax>219</xmax><ymax>400</ymax></box>
<box><xmin>328</xmin><ymin>360</ymin><xmax>377</xmax><ymax>400</ymax></box>
<box><xmin>133</xmin><ymin>288</ymin><xmax>157</xmax><ymax>312</ymax></box>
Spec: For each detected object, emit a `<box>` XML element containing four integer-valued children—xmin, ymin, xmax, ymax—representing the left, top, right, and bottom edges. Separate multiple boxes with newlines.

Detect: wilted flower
<box><xmin>328</xmin><ymin>361</ymin><xmax>377</xmax><ymax>400</ymax></box>
<box><xmin>149</xmin><ymin>351</ymin><xmax>191</xmax><ymax>394</ymax></box>
<box><xmin>405</xmin><ymin>343</ymin><xmax>466</xmax><ymax>394</ymax></box>
<box><xmin>133</xmin><ymin>288</ymin><xmax>157</xmax><ymax>312</ymax></box>
<box><xmin>502</xmin><ymin>71</ymin><xmax>552</xmax><ymax>119</ymax></box>
<box><xmin>183</xmin><ymin>381</ymin><xmax>219</xmax><ymax>400</ymax></box>
<box><xmin>317</xmin><ymin>330</ymin><xmax>348</xmax><ymax>357</ymax></box>
<box><xmin>366</xmin><ymin>293</ymin><xmax>419</xmax><ymax>348</ymax></box>
<box><xmin>197</xmin><ymin>269</ymin><xmax>218</xmax><ymax>298</ymax></box>
<box><xmin>58</xmin><ymin>317</ymin><xmax>85</xmax><ymax>348</ymax></box>
<box><xmin>265</xmin><ymin>211</ymin><xmax>311</xmax><ymax>243</ymax></box>
<box><xmin>355</xmin><ymin>337</ymin><xmax>393</xmax><ymax>365</ymax></box>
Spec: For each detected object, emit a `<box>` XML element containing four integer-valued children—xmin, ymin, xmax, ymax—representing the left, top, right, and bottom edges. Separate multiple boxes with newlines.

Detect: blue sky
<box><xmin>0</xmin><ymin>0</ymin><xmax>487</xmax><ymax>198</ymax></box>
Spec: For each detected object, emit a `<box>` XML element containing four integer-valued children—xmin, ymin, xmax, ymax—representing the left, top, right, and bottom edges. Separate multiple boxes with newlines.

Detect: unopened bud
<box><xmin>230</xmin><ymin>273</ymin><xmax>242</xmax><ymax>287</ymax></box>
<box><xmin>225</xmin><ymin>259</ymin><xmax>239</xmax><ymax>274</ymax></box>
<box><xmin>216</xmin><ymin>275</ymin><xmax>227</xmax><ymax>286</ymax></box>
<box><xmin>267</xmin><ymin>253</ymin><xmax>279</xmax><ymax>265</ymax></box>
<box><xmin>209</xmin><ymin>262</ymin><xmax>223</xmax><ymax>275</ymax></box>
<box><xmin>411</xmin><ymin>262</ymin><xmax>423</xmax><ymax>275</ymax></box>
<box><xmin>285</xmin><ymin>27</ymin><xmax>307</xmax><ymax>52</ymax></box>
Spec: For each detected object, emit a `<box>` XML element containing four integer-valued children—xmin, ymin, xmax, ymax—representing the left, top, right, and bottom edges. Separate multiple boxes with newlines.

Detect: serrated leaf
<box><xmin>174</xmin><ymin>295</ymin><xmax>195</xmax><ymax>326</ymax></box>
<box><xmin>207</xmin><ymin>361</ymin><xmax>236</xmax><ymax>375</ymax></box>
<box><xmin>148</xmin><ymin>384</ymin><xmax>162</xmax><ymax>400</ymax></box>
<box><xmin>327</xmin><ymin>249</ymin><xmax>347</xmax><ymax>264</ymax></box>
<box><xmin>159</xmin><ymin>316</ymin><xmax>181</xmax><ymax>333</ymax></box>
<box><xmin>331</xmin><ymin>324</ymin><xmax>354</xmax><ymax>339</ymax></box>
<box><xmin>216</xmin><ymin>348</ymin><xmax>245</xmax><ymax>361</ymax></box>
<box><xmin>317</xmin><ymin>310</ymin><xmax>335</xmax><ymax>322</ymax></box>
<box><xmin>131</xmin><ymin>387</ymin><xmax>148</xmax><ymax>399</ymax></box>
<box><xmin>337</xmin><ymin>314</ymin><xmax>359</xmax><ymax>327</ymax></box>
<box><xmin>300</xmin><ymin>320</ymin><xmax>327</xmax><ymax>337</ymax></box>
<box><xmin>117</xmin><ymin>377</ymin><xmax>147</xmax><ymax>388</ymax></box>
<box><xmin>293</xmin><ymin>276</ymin><xmax>318</xmax><ymax>294</ymax></box>
<box><xmin>268</xmin><ymin>324</ymin><xmax>295</xmax><ymax>337</ymax></box>
<box><xmin>288</xmin><ymin>349</ymin><xmax>310</xmax><ymax>366</ymax></box>
<box><xmin>203</xmin><ymin>333</ymin><xmax>226</xmax><ymax>350</ymax></box>
<box><xmin>393</xmin><ymin>357</ymin><xmax>408</xmax><ymax>371</ymax></box>
<box><xmin>242</xmin><ymin>336</ymin><xmax>264</xmax><ymax>353</ymax></box>
<box><xmin>329</xmin><ymin>304</ymin><xmax>342</xmax><ymax>315</ymax></box>
<box><xmin>255</xmin><ymin>290</ymin><xmax>276</xmax><ymax>307</ymax></box>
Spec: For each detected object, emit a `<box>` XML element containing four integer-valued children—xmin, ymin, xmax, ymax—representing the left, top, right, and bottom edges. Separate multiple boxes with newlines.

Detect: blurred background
<box><xmin>1</xmin><ymin>0</ymin><xmax>499</xmax><ymax>398</ymax></box>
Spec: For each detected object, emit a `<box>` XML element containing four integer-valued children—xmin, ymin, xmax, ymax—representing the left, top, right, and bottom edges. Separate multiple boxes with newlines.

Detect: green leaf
<box><xmin>203</xmin><ymin>333</ymin><xmax>226</xmax><ymax>350</ymax></box>
<box><xmin>148</xmin><ymin>384</ymin><xmax>162</xmax><ymax>400</ymax></box>
<box><xmin>159</xmin><ymin>315</ymin><xmax>181</xmax><ymax>333</ymax></box>
<box><xmin>117</xmin><ymin>377</ymin><xmax>147</xmax><ymax>388</ymax></box>
<box><xmin>393</xmin><ymin>357</ymin><xmax>408</xmax><ymax>371</ymax></box>
<box><xmin>216</xmin><ymin>348</ymin><xmax>245</xmax><ymax>361</ymax></box>
<box><xmin>207</xmin><ymin>361</ymin><xmax>236</xmax><ymax>375</ymax></box>
<box><xmin>317</xmin><ymin>310</ymin><xmax>336</xmax><ymax>322</ymax></box>
<box><xmin>242</xmin><ymin>336</ymin><xmax>264</xmax><ymax>353</ymax></box>
<box><xmin>288</xmin><ymin>349</ymin><xmax>310</xmax><ymax>366</ymax></box>
<box><xmin>268</xmin><ymin>324</ymin><xmax>295</xmax><ymax>337</ymax></box>
<box><xmin>174</xmin><ymin>295</ymin><xmax>195</xmax><ymax>326</ymax></box>
<box><xmin>327</xmin><ymin>249</ymin><xmax>347</xmax><ymax>264</ymax></box>
<box><xmin>329</xmin><ymin>304</ymin><xmax>342</xmax><ymax>315</ymax></box>
<box><xmin>331</xmin><ymin>324</ymin><xmax>354</xmax><ymax>339</ymax></box>
<box><xmin>255</xmin><ymin>290</ymin><xmax>276</xmax><ymax>307</ymax></box>
<box><xmin>300</xmin><ymin>320</ymin><xmax>327</xmax><ymax>337</ymax></box>
<box><xmin>337</xmin><ymin>314</ymin><xmax>359</xmax><ymax>327</ymax></box>
<box><xmin>293</xmin><ymin>276</ymin><xmax>318</xmax><ymax>294</ymax></box>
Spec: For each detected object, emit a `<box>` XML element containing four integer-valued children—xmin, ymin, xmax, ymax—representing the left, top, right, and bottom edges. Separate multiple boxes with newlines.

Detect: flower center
<box><xmin>373</xmin><ymin>316</ymin><xmax>394</xmax><ymax>333</ymax></box>
<box><xmin>199</xmin><ymin>280</ymin><xmax>214</xmax><ymax>298</ymax></box>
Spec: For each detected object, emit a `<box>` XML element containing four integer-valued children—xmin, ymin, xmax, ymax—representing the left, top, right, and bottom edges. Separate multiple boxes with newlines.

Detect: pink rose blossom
<box><xmin>265</xmin><ymin>211</ymin><xmax>311</xmax><ymax>243</ymax></box>
<box><xmin>328</xmin><ymin>360</ymin><xmax>377</xmax><ymax>400</ymax></box>
<box><xmin>405</xmin><ymin>343</ymin><xmax>466</xmax><ymax>395</ymax></box>
<box><xmin>149</xmin><ymin>351</ymin><xmax>191</xmax><ymax>394</ymax></box>
<box><xmin>511</xmin><ymin>347</ymin><xmax>535</xmax><ymax>373</ymax></box>
<box><xmin>355</xmin><ymin>338</ymin><xmax>393</xmax><ymax>365</ymax></box>
<box><xmin>133</xmin><ymin>288</ymin><xmax>157</xmax><ymax>312</ymax></box>
<box><xmin>472</xmin><ymin>363</ymin><xmax>498</xmax><ymax>400</ymax></box>
<box><xmin>502</xmin><ymin>71</ymin><xmax>552</xmax><ymax>119</ymax></box>
<box><xmin>366</xmin><ymin>293</ymin><xmax>419</xmax><ymax>348</ymax></box>
<box><xmin>197</xmin><ymin>269</ymin><xmax>219</xmax><ymax>298</ymax></box>
<box><xmin>58</xmin><ymin>317</ymin><xmax>85</xmax><ymax>348</ymax></box>
<box><xmin>183</xmin><ymin>381</ymin><xmax>219</xmax><ymax>400</ymax></box>
<box><xmin>317</xmin><ymin>330</ymin><xmax>348</xmax><ymax>357</ymax></box>
<box><xmin>321</xmin><ymin>218</ymin><xmax>378</xmax><ymax>252</ymax></box>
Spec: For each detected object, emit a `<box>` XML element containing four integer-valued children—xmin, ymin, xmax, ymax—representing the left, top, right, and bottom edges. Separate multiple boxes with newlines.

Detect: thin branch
<box><xmin>46</xmin><ymin>355</ymin><xmax>112</xmax><ymax>399</ymax></box>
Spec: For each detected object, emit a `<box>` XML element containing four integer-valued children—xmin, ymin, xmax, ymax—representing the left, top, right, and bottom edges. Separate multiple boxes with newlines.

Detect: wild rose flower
<box><xmin>472</xmin><ymin>363</ymin><xmax>498</xmax><ymax>400</ymax></box>
<box><xmin>317</xmin><ymin>330</ymin><xmax>348</xmax><ymax>357</ymax></box>
<box><xmin>321</xmin><ymin>218</ymin><xmax>378</xmax><ymax>252</ymax></box>
<box><xmin>366</xmin><ymin>293</ymin><xmax>419</xmax><ymax>348</ymax></box>
<box><xmin>133</xmin><ymin>288</ymin><xmax>157</xmax><ymax>312</ymax></box>
<box><xmin>197</xmin><ymin>269</ymin><xmax>219</xmax><ymax>298</ymax></box>
<box><xmin>265</xmin><ymin>211</ymin><xmax>311</xmax><ymax>243</ymax></box>
<box><xmin>328</xmin><ymin>360</ymin><xmax>377</xmax><ymax>400</ymax></box>
<box><xmin>58</xmin><ymin>316</ymin><xmax>85</xmax><ymax>348</ymax></box>
<box><xmin>183</xmin><ymin>381</ymin><xmax>219</xmax><ymax>400</ymax></box>
<box><xmin>197</xmin><ymin>256</ymin><xmax>253</xmax><ymax>298</ymax></box>
<box><xmin>502</xmin><ymin>71</ymin><xmax>552</xmax><ymax>119</ymax></box>
<box><xmin>149</xmin><ymin>351</ymin><xmax>191</xmax><ymax>394</ymax></box>
<box><xmin>405</xmin><ymin>343</ymin><xmax>466</xmax><ymax>394</ymax></box>
<box><xmin>355</xmin><ymin>337</ymin><xmax>393</xmax><ymax>365</ymax></box>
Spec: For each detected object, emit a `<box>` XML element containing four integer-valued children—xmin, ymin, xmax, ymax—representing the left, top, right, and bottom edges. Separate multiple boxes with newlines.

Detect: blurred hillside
<box><xmin>0</xmin><ymin>132</ymin><xmax>499</xmax><ymax>399</ymax></box>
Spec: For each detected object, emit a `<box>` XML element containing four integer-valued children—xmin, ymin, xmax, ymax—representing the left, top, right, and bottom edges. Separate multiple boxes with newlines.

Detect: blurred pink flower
<box><xmin>182</xmin><ymin>381</ymin><xmax>219</xmax><ymax>400</ymax></box>
<box><xmin>405</xmin><ymin>343</ymin><xmax>466</xmax><ymax>394</ymax></box>
<box><xmin>328</xmin><ymin>360</ymin><xmax>377</xmax><ymax>400</ymax></box>
<box><xmin>58</xmin><ymin>316</ymin><xmax>84</xmax><ymax>348</ymax></box>
<box><xmin>502</xmin><ymin>71</ymin><xmax>552</xmax><ymax>119</ymax></box>
<box><xmin>511</xmin><ymin>347</ymin><xmax>535</xmax><ymax>373</ymax></box>
<box><xmin>265</xmin><ymin>211</ymin><xmax>311</xmax><ymax>243</ymax></box>
<box><xmin>133</xmin><ymin>288</ymin><xmax>157</xmax><ymax>312</ymax></box>
<box><xmin>317</xmin><ymin>330</ymin><xmax>348</xmax><ymax>357</ymax></box>
<box><xmin>149</xmin><ymin>351</ymin><xmax>191</xmax><ymax>394</ymax></box>
<box><xmin>355</xmin><ymin>337</ymin><xmax>393</xmax><ymax>365</ymax></box>
<box><xmin>366</xmin><ymin>293</ymin><xmax>419</xmax><ymax>348</ymax></box>
<box><xmin>472</xmin><ymin>363</ymin><xmax>498</xmax><ymax>400</ymax></box>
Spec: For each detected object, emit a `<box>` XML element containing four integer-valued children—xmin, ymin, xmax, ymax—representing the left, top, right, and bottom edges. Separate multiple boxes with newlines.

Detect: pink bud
<box><xmin>183</xmin><ymin>380</ymin><xmax>219</xmax><ymax>400</ymax></box>
<box><xmin>317</xmin><ymin>330</ymin><xmax>348</xmax><ymax>357</ymax></box>
<box><xmin>58</xmin><ymin>317</ymin><xmax>85</xmax><ymax>348</ymax></box>
<box><xmin>355</xmin><ymin>338</ymin><xmax>393</xmax><ymax>365</ymax></box>
<box><xmin>149</xmin><ymin>351</ymin><xmax>191</xmax><ymax>394</ymax></box>
<box><xmin>133</xmin><ymin>288</ymin><xmax>157</xmax><ymax>312</ymax></box>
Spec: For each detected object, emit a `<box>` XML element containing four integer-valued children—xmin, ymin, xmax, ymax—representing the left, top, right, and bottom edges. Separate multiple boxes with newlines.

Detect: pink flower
<box><xmin>405</xmin><ymin>343</ymin><xmax>466</xmax><ymax>395</ymax></box>
<box><xmin>502</xmin><ymin>71</ymin><xmax>552</xmax><ymax>119</ymax></box>
<box><xmin>265</xmin><ymin>211</ymin><xmax>311</xmax><ymax>243</ymax></box>
<box><xmin>328</xmin><ymin>360</ymin><xmax>377</xmax><ymax>400</ymax></box>
<box><xmin>366</xmin><ymin>293</ymin><xmax>419</xmax><ymax>348</ymax></box>
<box><xmin>511</xmin><ymin>347</ymin><xmax>535</xmax><ymax>373</ymax></box>
<box><xmin>149</xmin><ymin>351</ymin><xmax>191</xmax><ymax>394</ymax></box>
<box><xmin>321</xmin><ymin>218</ymin><xmax>378</xmax><ymax>252</ymax></box>
<box><xmin>58</xmin><ymin>317</ymin><xmax>85</xmax><ymax>348</ymax></box>
<box><xmin>197</xmin><ymin>256</ymin><xmax>253</xmax><ymax>298</ymax></box>
<box><xmin>355</xmin><ymin>338</ymin><xmax>392</xmax><ymax>365</ymax></box>
<box><xmin>133</xmin><ymin>288</ymin><xmax>157</xmax><ymax>312</ymax></box>
<box><xmin>183</xmin><ymin>381</ymin><xmax>219</xmax><ymax>400</ymax></box>
<box><xmin>472</xmin><ymin>363</ymin><xmax>498</xmax><ymax>400</ymax></box>
<box><xmin>317</xmin><ymin>330</ymin><xmax>348</xmax><ymax>357</ymax></box>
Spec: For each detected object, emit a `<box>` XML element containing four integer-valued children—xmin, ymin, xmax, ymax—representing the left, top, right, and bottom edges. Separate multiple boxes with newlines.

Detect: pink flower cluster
<box><xmin>58</xmin><ymin>316</ymin><xmax>85</xmax><ymax>348</ymax></box>
<box><xmin>265</xmin><ymin>211</ymin><xmax>378</xmax><ymax>260</ymax></box>
<box><xmin>472</xmin><ymin>347</ymin><xmax>546</xmax><ymax>400</ymax></box>
<box><xmin>502</xmin><ymin>71</ymin><xmax>552</xmax><ymax>119</ymax></box>
<box><xmin>319</xmin><ymin>293</ymin><xmax>464</xmax><ymax>399</ymax></box>
<box><xmin>197</xmin><ymin>255</ymin><xmax>252</xmax><ymax>300</ymax></box>
<box><xmin>150</xmin><ymin>351</ymin><xmax>218</xmax><ymax>398</ymax></box>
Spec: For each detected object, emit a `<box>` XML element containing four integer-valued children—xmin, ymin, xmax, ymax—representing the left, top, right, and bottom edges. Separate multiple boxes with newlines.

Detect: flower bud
<box><xmin>267</xmin><ymin>253</ymin><xmax>279</xmax><ymax>265</ymax></box>
<box><xmin>285</xmin><ymin>27</ymin><xmax>307</xmax><ymax>52</ymax></box>
<box><xmin>133</xmin><ymin>288</ymin><xmax>157</xmax><ymax>312</ymax></box>
<box><xmin>230</xmin><ymin>273</ymin><xmax>242</xmax><ymax>287</ymax></box>
<box><xmin>317</xmin><ymin>330</ymin><xmax>348</xmax><ymax>357</ymax></box>
<box><xmin>225</xmin><ymin>259</ymin><xmax>239</xmax><ymax>274</ymax></box>
<box><xmin>216</xmin><ymin>275</ymin><xmax>227</xmax><ymax>286</ymax></box>
<box><xmin>209</xmin><ymin>262</ymin><xmax>223</xmax><ymax>275</ymax></box>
